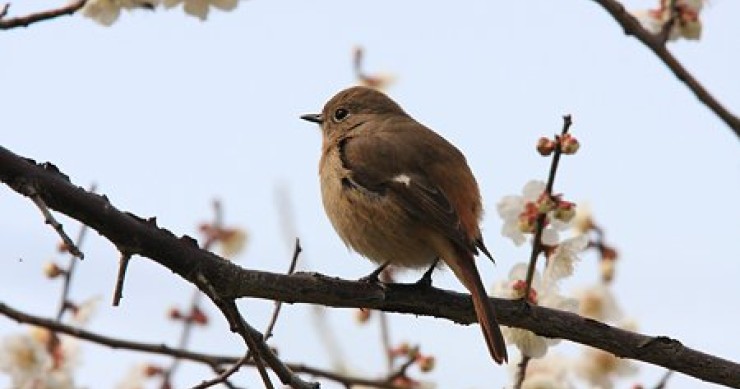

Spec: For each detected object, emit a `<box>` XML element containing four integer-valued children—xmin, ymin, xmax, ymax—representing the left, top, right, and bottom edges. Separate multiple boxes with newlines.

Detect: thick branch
<box><xmin>0</xmin><ymin>146</ymin><xmax>739</xmax><ymax>388</ymax></box>
<box><xmin>590</xmin><ymin>0</ymin><xmax>740</xmax><ymax>139</ymax></box>
<box><xmin>0</xmin><ymin>147</ymin><xmax>314</xmax><ymax>388</ymax></box>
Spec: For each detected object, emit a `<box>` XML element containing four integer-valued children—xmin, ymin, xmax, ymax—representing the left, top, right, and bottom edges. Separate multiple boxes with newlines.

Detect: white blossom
<box><xmin>0</xmin><ymin>332</ymin><xmax>52</xmax><ymax>385</ymax></box>
<box><xmin>631</xmin><ymin>0</ymin><xmax>703</xmax><ymax>41</ymax></box>
<box><xmin>82</xmin><ymin>0</ymin><xmax>158</xmax><ymax>26</ymax></box>
<box><xmin>0</xmin><ymin>327</ymin><xmax>81</xmax><ymax>389</ymax></box>
<box><xmin>163</xmin><ymin>0</ymin><xmax>238</xmax><ymax>20</ymax></box>
<box><xmin>116</xmin><ymin>364</ymin><xmax>152</xmax><ymax>389</ymax></box>
<box><xmin>493</xmin><ymin>263</ymin><xmax>578</xmax><ymax>358</ymax></box>
<box><xmin>498</xmin><ymin>180</ymin><xmax>570</xmax><ymax>246</ymax></box>
<box><xmin>544</xmin><ymin>234</ymin><xmax>589</xmax><ymax>284</ymax></box>
<box><xmin>576</xmin><ymin>283</ymin><xmax>623</xmax><ymax>322</ymax></box>
<box><xmin>512</xmin><ymin>355</ymin><xmax>576</xmax><ymax>389</ymax></box>
<box><xmin>575</xmin><ymin>346</ymin><xmax>637</xmax><ymax>389</ymax></box>
<box><xmin>69</xmin><ymin>296</ymin><xmax>102</xmax><ymax>327</ymax></box>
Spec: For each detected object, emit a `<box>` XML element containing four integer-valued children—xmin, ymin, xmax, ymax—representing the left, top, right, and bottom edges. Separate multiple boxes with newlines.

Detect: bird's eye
<box><xmin>333</xmin><ymin>108</ymin><xmax>349</xmax><ymax>122</ymax></box>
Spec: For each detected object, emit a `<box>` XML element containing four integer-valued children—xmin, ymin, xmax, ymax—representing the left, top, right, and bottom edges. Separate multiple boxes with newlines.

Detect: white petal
<box><xmin>549</xmin><ymin>217</ymin><xmax>571</xmax><ymax>231</ymax></box>
<box><xmin>210</xmin><ymin>0</ymin><xmax>238</xmax><ymax>11</ymax></box>
<box><xmin>508</xmin><ymin>262</ymin><xmax>530</xmax><ymax>281</ymax></box>
<box><xmin>501</xmin><ymin>222</ymin><xmax>526</xmax><ymax>246</ymax></box>
<box><xmin>503</xmin><ymin>328</ymin><xmax>548</xmax><ymax>358</ymax></box>
<box><xmin>183</xmin><ymin>0</ymin><xmax>208</xmax><ymax>19</ymax></box>
<box><xmin>522</xmin><ymin>180</ymin><xmax>546</xmax><ymax>201</ymax></box>
<box><xmin>541</xmin><ymin>294</ymin><xmax>579</xmax><ymax>313</ymax></box>
<box><xmin>577</xmin><ymin>284</ymin><xmax>623</xmax><ymax>322</ymax></box>
<box><xmin>566</xmin><ymin>234</ymin><xmax>589</xmax><ymax>252</ymax></box>
<box><xmin>82</xmin><ymin>0</ymin><xmax>121</xmax><ymax>26</ymax></box>
<box><xmin>631</xmin><ymin>9</ymin><xmax>664</xmax><ymax>35</ymax></box>
<box><xmin>541</xmin><ymin>228</ymin><xmax>560</xmax><ymax>246</ymax></box>
<box><xmin>544</xmin><ymin>235</ymin><xmax>587</xmax><ymax>283</ymax></box>
<box><xmin>496</xmin><ymin>195</ymin><xmax>524</xmax><ymax>219</ymax></box>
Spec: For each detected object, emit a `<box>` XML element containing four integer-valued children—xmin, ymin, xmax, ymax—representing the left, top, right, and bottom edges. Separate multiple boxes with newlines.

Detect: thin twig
<box><xmin>654</xmin><ymin>369</ymin><xmax>674</xmax><ymax>389</ymax></box>
<box><xmin>293</xmin><ymin>364</ymin><xmax>405</xmax><ymax>389</ymax></box>
<box><xmin>164</xmin><ymin>199</ymin><xmax>222</xmax><ymax>385</ymax></box>
<box><xmin>196</xmin><ymin>240</ymin><xmax>304</xmax><ymax>389</ymax></box>
<box><xmin>379</xmin><ymin>312</ymin><xmax>393</xmax><ymax>372</ymax></box>
<box><xmin>658</xmin><ymin>0</ymin><xmax>678</xmax><ymax>44</ymax></box>
<box><xmin>192</xmin><ymin>351</ymin><xmax>251</xmax><ymax>389</ymax></box>
<box><xmin>590</xmin><ymin>0</ymin><xmax>740</xmax><ymax>139</ymax></box>
<box><xmin>523</xmin><ymin>115</ymin><xmax>573</xmax><ymax>300</ymax></box>
<box><xmin>0</xmin><ymin>0</ymin><xmax>86</xmax><ymax>29</ymax></box>
<box><xmin>378</xmin><ymin>269</ymin><xmax>395</xmax><ymax>373</ymax></box>
<box><xmin>0</xmin><ymin>3</ymin><xmax>9</xmax><ymax>19</ymax></box>
<box><xmin>513</xmin><ymin>356</ymin><xmax>531</xmax><ymax>389</ymax></box>
<box><xmin>264</xmin><ymin>238</ymin><xmax>302</xmax><ymax>341</ymax></box>
<box><xmin>193</xmin><ymin>271</ymin><xmax>280</xmax><ymax>389</ymax></box>
<box><xmin>214</xmin><ymin>298</ymin><xmax>276</xmax><ymax>389</ymax></box>
<box><xmin>0</xmin><ymin>301</ymin><xmax>239</xmax><ymax>365</ymax></box>
<box><xmin>162</xmin><ymin>283</ymin><xmax>204</xmax><ymax>388</ymax></box>
<box><xmin>0</xmin><ymin>301</ymin><xmax>400</xmax><ymax>389</ymax></box>
<box><xmin>26</xmin><ymin>184</ymin><xmax>84</xmax><ymax>259</ymax></box>
<box><xmin>112</xmin><ymin>252</ymin><xmax>131</xmax><ymax>306</ymax></box>
<box><xmin>386</xmin><ymin>354</ymin><xmax>418</xmax><ymax>382</ymax></box>
<box><xmin>56</xmin><ymin>184</ymin><xmax>95</xmax><ymax>320</ymax></box>
<box><xmin>198</xmin><ymin>269</ymin><xmax>317</xmax><ymax>389</ymax></box>
<box><xmin>311</xmin><ymin>305</ymin><xmax>346</xmax><ymax>371</ymax></box>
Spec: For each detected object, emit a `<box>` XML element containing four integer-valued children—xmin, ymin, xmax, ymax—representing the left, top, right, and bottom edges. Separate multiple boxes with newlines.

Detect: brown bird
<box><xmin>301</xmin><ymin>86</ymin><xmax>508</xmax><ymax>364</ymax></box>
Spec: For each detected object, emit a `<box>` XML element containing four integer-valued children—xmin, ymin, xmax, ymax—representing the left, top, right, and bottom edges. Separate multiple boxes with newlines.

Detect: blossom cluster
<box><xmin>497</xmin><ymin>180</ymin><xmax>576</xmax><ymax>247</ymax></box>
<box><xmin>632</xmin><ymin>0</ymin><xmax>704</xmax><ymax>41</ymax></box>
<box><xmin>82</xmin><ymin>0</ymin><xmax>241</xmax><ymax>26</ymax></box>
<box><xmin>0</xmin><ymin>298</ymin><xmax>99</xmax><ymax>389</ymax></box>
<box><xmin>494</xmin><ymin>186</ymin><xmax>637</xmax><ymax>388</ymax></box>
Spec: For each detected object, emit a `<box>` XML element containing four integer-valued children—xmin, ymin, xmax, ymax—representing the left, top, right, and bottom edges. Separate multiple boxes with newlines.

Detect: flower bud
<box><xmin>167</xmin><ymin>307</ymin><xmax>182</xmax><ymax>320</ymax></box>
<box><xmin>191</xmin><ymin>307</ymin><xmax>209</xmax><ymax>326</ymax></box>
<box><xmin>517</xmin><ymin>214</ymin><xmax>536</xmax><ymax>234</ymax></box>
<box><xmin>600</xmin><ymin>258</ymin><xmax>616</xmax><ymax>283</ymax></box>
<box><xmin>43</xmin><ymin>262</ymin><xmax>65</xmax><ymax>278</ymax></box>
<box><xmin>559</xmin><ymin>133</ymin><xmax>580</xmax><ymax>154</ymax></box>
<box><xmin>554</xmin><ymin>201</ymin><xmax>576</xmax><ymax>223</ymax></box>
<box><xmin>536</xmin><ymin>137</ymin><xmax>556</xmax><ymax>156</ymax></box>
<box><xmin>417</xmin><ymin>355</ymin><xmax>436</xmax><ymax>372</ymax></box>
<box><xmin>355</xmin><ymin>308</ymin><xmax>371</xmax><ymax>324</ymax></box>
<box><xmin>536</xmin><ymin>193</ymin><xmax>557</xmax><ymax>214</ymax></box>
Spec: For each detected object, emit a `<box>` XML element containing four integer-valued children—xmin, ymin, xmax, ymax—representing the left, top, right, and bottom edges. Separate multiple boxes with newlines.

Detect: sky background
<box><xmin>1</xmin><ymin>0</ymin><xmax>739</xmax><ymax>388</ymax></box>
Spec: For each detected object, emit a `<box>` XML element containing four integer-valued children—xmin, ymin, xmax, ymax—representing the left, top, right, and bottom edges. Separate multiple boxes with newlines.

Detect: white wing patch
<box><xmin>393</xmin><ymin>174</ymin><xmax>412</xmax><ymax>187</ymax></box>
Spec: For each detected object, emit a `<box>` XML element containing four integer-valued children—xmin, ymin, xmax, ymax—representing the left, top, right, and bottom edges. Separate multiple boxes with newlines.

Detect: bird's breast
<box><xmin>319</xmin><ymin>147</ymin><xmax>437</xmax><ymax>269</ymax></box>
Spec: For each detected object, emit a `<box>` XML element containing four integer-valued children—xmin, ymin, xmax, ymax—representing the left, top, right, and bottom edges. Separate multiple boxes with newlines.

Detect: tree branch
<box><xmin>0</xmin><ymin>301</ymin><xmax>405</xmax><ymax>389</ymax></box>
<box><xmin>1</xmin><ymin>146</ymin><xmax>739</xmax><ymax>388</ymax></box>
<box><xmin>0</xmin><ymin>147</ymin><xmax>316</xmax><ymax>389</ymax></box>
<box><xmin>0</xmin><ymin>0</ymin><xmax>87</xmax><ymax>30</ymax></box>
<box><xmin>590</xmin><ymin>0</ymin><xmax>740</xmax><ymax>139</ymax></box>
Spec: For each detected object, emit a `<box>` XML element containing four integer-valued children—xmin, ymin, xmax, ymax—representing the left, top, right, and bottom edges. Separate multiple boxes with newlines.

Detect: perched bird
<box><xmin>301</xmin><ymin>86</ymin><xmax>508</xmax><ymax>364</ymax></box>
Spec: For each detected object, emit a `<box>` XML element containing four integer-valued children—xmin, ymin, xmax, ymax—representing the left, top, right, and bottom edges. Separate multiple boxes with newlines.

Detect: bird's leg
<box><xmin>413</xmin><ymin>258</ymin><xmax>440</xmax><ymax>288</ymax></box>
<box><xmin>358</xmin><ymin>261</ymin><xmax>390</xmax><ymax>283</ymax></box>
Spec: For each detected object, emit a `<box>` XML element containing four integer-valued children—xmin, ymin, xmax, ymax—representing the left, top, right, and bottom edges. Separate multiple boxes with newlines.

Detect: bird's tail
<box><xmin>446</xmin><ymin>247</ymin><xmax>508</xmax><ymax>364</ymax></box>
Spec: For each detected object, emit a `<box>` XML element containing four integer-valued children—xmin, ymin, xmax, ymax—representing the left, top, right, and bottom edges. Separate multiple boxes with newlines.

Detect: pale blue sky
<box><xmin>1</xmin><ymin>1</ymin><xmax>739</xmax><ymax>388</ymax></box>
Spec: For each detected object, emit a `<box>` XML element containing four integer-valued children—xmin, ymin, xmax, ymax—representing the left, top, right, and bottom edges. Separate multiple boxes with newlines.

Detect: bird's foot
<box><xmin>358</xmin><ymin>262</ymin><xmax>389</xmax><ymax>284</ymax></box>
<box><xmin>411</xmin><ymin>258</ymin><xmax>439</xmax><ymax>288</ymax></box>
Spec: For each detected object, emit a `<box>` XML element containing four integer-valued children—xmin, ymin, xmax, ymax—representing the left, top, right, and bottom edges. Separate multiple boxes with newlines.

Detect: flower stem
<box><xmin>522</xmin><ymin>115</ymin><xmax>573</xmax><ymax>301</ymax></box>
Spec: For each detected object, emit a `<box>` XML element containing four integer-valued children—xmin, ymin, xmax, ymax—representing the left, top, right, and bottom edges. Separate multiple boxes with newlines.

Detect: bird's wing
<box><xmin>339</xmin><ymin>123</ymin><xmax>475</xmax><ymax>253</ymax></box>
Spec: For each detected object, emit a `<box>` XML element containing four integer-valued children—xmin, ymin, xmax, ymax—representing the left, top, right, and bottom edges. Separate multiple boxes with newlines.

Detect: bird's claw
<box><xmin>358</xmin><ymin>262</ymin><xmax>389</xmax><ymax>284</ymax></box>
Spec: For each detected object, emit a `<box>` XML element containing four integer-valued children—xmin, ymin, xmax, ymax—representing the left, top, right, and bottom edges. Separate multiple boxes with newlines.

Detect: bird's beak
<box><xmin>300</xmin><ymin>113</ymin><xmax>324</xmax><ymax>124</ymax></box>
